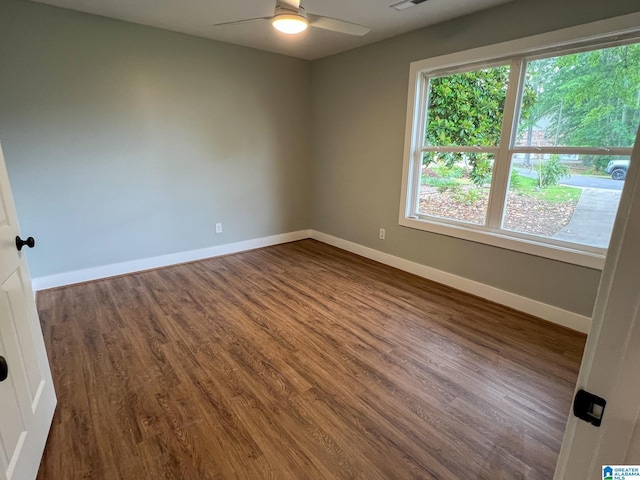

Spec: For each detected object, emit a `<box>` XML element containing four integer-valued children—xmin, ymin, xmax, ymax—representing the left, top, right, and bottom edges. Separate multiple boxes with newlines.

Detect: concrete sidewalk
<box><xmin>553</xmin><ymin>187</ymin><xmax>621</xmax><ymax>248</ymax></box>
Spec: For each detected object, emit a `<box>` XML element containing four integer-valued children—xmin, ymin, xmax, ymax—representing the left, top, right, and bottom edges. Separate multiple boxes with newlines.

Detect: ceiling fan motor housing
<box><xmin>275</xmin><ymin>2</ymin><xmax>307</xmax><ymax>19</ymax></box>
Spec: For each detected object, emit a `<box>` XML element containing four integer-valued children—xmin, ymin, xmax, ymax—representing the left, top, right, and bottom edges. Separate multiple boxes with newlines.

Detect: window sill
<box><xmin>399</xmin><ymin>216</ymin><xmax>606</xmax><ymax>270</ymax></box>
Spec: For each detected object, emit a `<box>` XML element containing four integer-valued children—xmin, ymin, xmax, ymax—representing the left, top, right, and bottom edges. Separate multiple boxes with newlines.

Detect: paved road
<box><xmin>514</xmin><ymin>167</ymin><xmax>623</xmax><ymax>190</ymax></box>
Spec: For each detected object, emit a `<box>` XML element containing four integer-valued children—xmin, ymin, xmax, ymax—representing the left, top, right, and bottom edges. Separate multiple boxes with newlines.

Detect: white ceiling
<box><xmin>32</xmin><ymin>0</ymin><xmax>514</xmax><ymax>60</ymax></box>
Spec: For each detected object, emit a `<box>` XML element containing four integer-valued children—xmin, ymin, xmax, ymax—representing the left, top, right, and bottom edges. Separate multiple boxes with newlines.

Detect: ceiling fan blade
<box><xmin>307</xmin><ymin>15</ymin><xmax>371</xmax><ymax>36</ymax></box>
<box><xmin>212</xmin><ymin>17</ymin><xmax>270</xmax><ymax>28</ymax></box>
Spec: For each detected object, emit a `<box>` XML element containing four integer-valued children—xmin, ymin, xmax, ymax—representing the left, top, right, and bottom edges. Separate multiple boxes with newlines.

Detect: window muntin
<box><xmin>403</xmin><ymin>37</ymin><xmax>640</xmax><ymax>267</ymax></box>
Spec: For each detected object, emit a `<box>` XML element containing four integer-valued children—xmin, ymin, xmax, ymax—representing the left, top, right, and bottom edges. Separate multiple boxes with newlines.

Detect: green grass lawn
<box><xmin>511</xmin><ymin>177</ymin><xmax>582</xmax><ymax>203</ymax></box>
<box><xmin>422</xmin><ymin>167</ymin><xmax>582</xmax><ymax>204</ymax></box>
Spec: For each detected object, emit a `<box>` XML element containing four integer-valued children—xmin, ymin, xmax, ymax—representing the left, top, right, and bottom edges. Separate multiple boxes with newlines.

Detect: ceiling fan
<box><xmin>212</xmin><ymin>0</ymin><xmax>371</xmax><ymax>36</ymax></box>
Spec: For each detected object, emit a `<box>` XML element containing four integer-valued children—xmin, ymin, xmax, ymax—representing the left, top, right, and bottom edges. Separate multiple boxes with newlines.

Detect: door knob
<box><xmin>0</xmin><ymin>356</ymin><xmax>7</xmax><ymax>382</ymax></box>
<box><xmin>15</xmin><ymin>236</ymin><xmax>35</xmax><ymax>251</ymax></box>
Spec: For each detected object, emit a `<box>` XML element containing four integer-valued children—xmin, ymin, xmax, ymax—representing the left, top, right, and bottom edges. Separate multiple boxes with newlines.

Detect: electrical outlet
<box><xmin>215</xmin><ymin>223</ymin><xmax>223</xmax><ymax>234</ymax></box>
<box><xmin>379</xmin><ymin>228</ymin><xmax>385</xmax><ymax>240</ymax></box>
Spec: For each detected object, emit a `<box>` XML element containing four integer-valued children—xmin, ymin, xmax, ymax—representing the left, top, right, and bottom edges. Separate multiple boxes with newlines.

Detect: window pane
<box><xmin>503</xmin><ymin>154</ymin><xmax>628</xmax><ymax>248</ymax></box>
<box><xmin>515</xmin><ymin>44</ymin><xmax>640</xmax><ymax>148</ymax></box>
<box><xmin>424</xmin><ymin>65</ymin><xmax>510</xmax><ymax>147</ymax></box>
<box><xmin>418</xmin><ymin>152</ymin><xmax>494</xmax><ymax>225</ymax></box>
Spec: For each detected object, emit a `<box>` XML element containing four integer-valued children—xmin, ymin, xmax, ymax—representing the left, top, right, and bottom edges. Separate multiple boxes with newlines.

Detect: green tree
<box><xmin>517</xmin><ymin>57</ymin><xmax>557</xmax><ymax>166</ymax></box>
<box><xmin>424</xmin><ymin>66</ymin><xmax>535</xmax><ymax>183</ymax></box>
<box><xmin>532</xmin><ymin>44</ymin><xmax>640</xmax><ymax>171</ymax></box>
<box><xmin>539</xmin><ymin>155</ymin><xmax>570</xmax><ymax>188</ymax></box>
<box><xmin>426</xmin><ymin>66</ymin><xmax>509</xmax><ymax>148</ymax></box>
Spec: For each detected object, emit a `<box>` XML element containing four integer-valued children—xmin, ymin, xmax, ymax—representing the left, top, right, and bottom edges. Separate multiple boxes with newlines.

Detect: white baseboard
<box><xmin>32</xmin><ymin>230</ymin><xmax>312</xmax><ymax>291</ymax></box>
<box><xmin>32</xmin><ymin>227</ymin><xmax>591</xmax><ymax>333</ymax></box>
<box><xmin>309</xmin><ymin>230</ymin><xmax>591</xmax><ymax>334</ymax></box>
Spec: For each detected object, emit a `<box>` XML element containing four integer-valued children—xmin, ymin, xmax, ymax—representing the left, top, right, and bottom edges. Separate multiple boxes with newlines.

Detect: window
<box><xmin>400</xmin><ymin>16</ymin><xmax>640</xmax><ymax>269</ymax></box>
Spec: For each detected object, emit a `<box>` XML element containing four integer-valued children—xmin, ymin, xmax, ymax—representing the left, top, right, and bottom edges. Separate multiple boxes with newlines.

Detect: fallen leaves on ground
<box><xmin>418</xmin><ymin>188</ymin><xmax>578</xmax><ymax>237</ymax></box>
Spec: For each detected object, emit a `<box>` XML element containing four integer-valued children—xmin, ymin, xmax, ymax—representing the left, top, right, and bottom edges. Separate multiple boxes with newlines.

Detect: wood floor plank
<box><xmin>36</xmin><ymin>239</ymin><xmax>585</xmax><ymax>479</ymax></box>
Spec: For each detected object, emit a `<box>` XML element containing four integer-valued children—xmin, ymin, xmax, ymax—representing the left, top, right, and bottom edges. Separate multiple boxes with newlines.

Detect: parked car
<box><xmin>606</xmin><ymin>159</ymin><xmax>630</xmax><ymax>180</ymax></box>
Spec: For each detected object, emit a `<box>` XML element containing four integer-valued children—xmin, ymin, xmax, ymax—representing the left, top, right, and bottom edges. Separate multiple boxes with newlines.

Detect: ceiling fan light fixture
<box><xmin>272</xmin><ymin>14</ymin><xmax>308</xmax><ymax>34</ymax></box>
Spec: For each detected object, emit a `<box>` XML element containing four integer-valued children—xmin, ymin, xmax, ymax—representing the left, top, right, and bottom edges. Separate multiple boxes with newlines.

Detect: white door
<box><xmin>0</xmin><ymin>144</ymin><xmax>56</xmax><ymax>480</ymax></box>
<box><xmin>555</xmin><ymin>132</ymin><xmax>640</xmax><ymax>479</ymax></box>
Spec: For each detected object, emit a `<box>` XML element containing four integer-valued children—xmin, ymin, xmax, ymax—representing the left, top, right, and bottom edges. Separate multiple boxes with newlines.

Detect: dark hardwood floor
<box><xmin>36</xmin><ymin>239</ymin><xmax>586</xmax><ymax>479</ymax></box>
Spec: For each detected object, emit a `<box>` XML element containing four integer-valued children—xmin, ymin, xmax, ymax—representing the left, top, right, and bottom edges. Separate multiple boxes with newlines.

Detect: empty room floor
<box><xmin>35</xmin><ymin>239</ymin><xmax>586</xmax><ymax>479</ymax></box>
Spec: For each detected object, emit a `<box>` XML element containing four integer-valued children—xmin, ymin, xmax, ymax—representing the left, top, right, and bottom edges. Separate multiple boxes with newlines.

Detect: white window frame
<box><xmin>399</xmin><ymin>12</ymin><xmax>640</xmax><ymax>270</ymax></box>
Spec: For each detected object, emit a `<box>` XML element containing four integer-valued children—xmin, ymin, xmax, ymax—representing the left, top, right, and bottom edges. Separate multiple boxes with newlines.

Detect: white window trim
<box><xmin>399</xmin><ymin>12</ymin><xmax>640</xmax><ymax>270</ymax></box>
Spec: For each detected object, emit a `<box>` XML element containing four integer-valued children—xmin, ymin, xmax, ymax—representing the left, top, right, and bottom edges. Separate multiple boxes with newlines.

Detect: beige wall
<box><xmin>0</xmin><ymin>0</ymin><xmax>312</xmax><ymax>278</ymax></box>
<box><xmin>311</xmin><ymin>0</ymin><xmax>640</xmax><ymax>317</ymax></box>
